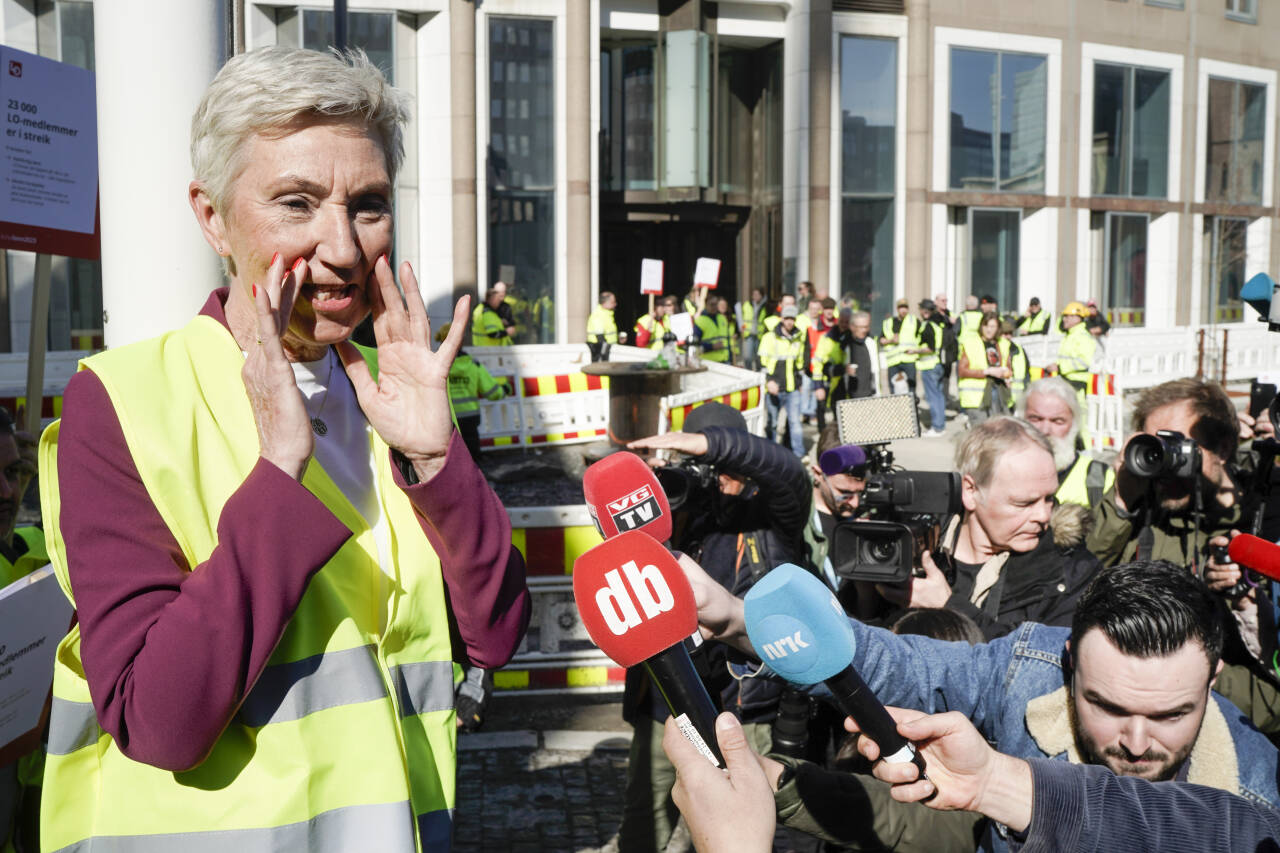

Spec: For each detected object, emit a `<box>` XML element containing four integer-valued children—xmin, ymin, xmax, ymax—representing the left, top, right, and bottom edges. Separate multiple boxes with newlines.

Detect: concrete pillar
<box><xmin>565</xmin><ymin>0</ymin><xmax>591</xmax><ymax>344</ymax></box>
<box><xmin>782</xmin><ymin>3</ymin><xmax>811</xmax><ymax>292</ymax></box>
<box><xmin>450</xmin><ymin>0</ymin><xmax>477</xmax><ymax>302</ymax></box>
<box><xmin>805</xmin><ymin>0</ymin><xmax>831</xmax><ymax>296</ymax></box>
<box><xmin>94</xmin><ymin>0</ymin><xmax>227</xmax><ymax>347</ymax></box>
<box><xmin>904</xmin><ymin>0</ymin><xmax>931</xmax><ymax>303</ymax></box>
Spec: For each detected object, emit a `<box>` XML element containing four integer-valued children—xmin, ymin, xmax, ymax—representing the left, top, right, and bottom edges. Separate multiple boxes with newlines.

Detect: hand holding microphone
<box><xmin>743</xmin><ymin>563</ymin><xmax>928</xmax><ymax>781</ymax></box>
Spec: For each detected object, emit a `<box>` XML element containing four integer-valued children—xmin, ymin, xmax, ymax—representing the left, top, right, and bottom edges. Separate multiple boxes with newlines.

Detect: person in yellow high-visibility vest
<box><xmin>1017</xmin><ymin>376</ymin><xmax>1114</xmax><ymax>509</ymax></box>
<box><xmin>472</xmin><ymin>282</ymin><xmax>515</xmax><ymax>346</ymax></box>
<box><xmin>760</xmin><ymin>306</ymin><xmax>808</xmax><ymax>457</ymax></box>
<box><xmin>438</xmin><ymin>323</ymin><xmax>507</xmax><ymax>461</ymax></box>
<box><xmin>693</xmin><ymin>299</ymin><xmax>732</xmax><ymax>363</ymax></box>
<box><xmin>1049</xmin><ymin>302</ymin><xmax>1099</xmax><ymax>396</ymax></box>
<box><xmin>957</xmin><ymin>312</ymin><xmax>1012</xmax><ymax>425</ymax></box>
<box><xmin>879</xmin><ymin>298</ymin><xmax>920</xmax><ymax>394</ymax></box>
<box><xmin>586</xmin><ymin>291</ymin><xmax>627</xmax><ymax>362</ymax></box>
<box><xmin>634</xmin><ymin>295</ymin><xmax>675</xmax><ymax>350</ymax></box>
<box><xmin>36</xmin><ymin>48</ymin><xmax>530</xmax><ymax>853</ymax></box>
<box><xmin>735</xmin><ymin>287</ymin><xmax>767</xmax><ymax>369</ymax></box>
<box><xmin>1016</xmin><ymin>297</ymin><xmax>1052</xmax><ymax>336</ymax></box>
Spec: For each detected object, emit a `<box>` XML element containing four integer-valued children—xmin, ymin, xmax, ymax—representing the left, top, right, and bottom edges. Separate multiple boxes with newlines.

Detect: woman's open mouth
<box><xmin>304</xmin><ymin>284</ymin><xmax>356</xmax><ymax>312</ymax></box>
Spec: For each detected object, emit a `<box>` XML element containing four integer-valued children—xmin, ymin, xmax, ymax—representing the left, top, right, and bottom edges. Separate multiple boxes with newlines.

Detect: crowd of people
<box><xmin>5</xmin><ymin>43</ymin><xmax>1280</xmax><ymax>853</ymax></box>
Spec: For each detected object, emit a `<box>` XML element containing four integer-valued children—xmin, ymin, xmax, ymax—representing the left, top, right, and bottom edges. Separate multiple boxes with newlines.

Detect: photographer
<box><xmin>804</xmin><ymin>425</ymin><xmax>868</xmax><ymax>589</ymax></box>
<box><xmin>1086</xmin><ymin>378</ymin><xmax>1240</xmax><ymax>570</ymax></box>
<box><xmin>618</xmin><ymin>402</ymin><xmax>813</xmax><ymax>853</ymax></box>
<box><xmin>877</xmin><ymin>417</ymin><xmax>1100</xmax><ymax>640</ymax></box>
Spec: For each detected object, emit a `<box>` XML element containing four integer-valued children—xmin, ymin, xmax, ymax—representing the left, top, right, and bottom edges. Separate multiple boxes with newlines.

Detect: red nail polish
<box><xmin>293</xmin><ymin>257</ymin><xmax>307</xmax><ymax>275</ymax></box>
<box><xmin>270</xmin><ymin>252</ymin><xmax>279</xmax><ymax>266</ymax></box>
<box><xmin>252</xmin><ymin>284</ymin><xmax>257</xmax><ymax>297</ymax></box>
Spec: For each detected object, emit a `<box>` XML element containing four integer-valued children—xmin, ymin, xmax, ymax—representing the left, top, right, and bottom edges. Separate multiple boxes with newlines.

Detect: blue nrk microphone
<box><xmin>745</xmin><ymin>563</ymin><xmax>927</xmax><ymax>778</ymax></box>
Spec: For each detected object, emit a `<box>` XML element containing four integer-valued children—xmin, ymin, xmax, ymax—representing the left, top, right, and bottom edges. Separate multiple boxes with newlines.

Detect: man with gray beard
<box><xmin>1018</xmin><ymin>377</ymin><xmax>1113</xmax><ymax>508</ymax></box>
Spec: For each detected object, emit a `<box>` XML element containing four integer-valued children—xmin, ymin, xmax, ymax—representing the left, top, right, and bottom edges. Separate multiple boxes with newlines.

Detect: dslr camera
<box><xmin>654</xmin><ymin>459</ymin><xmax>718</xmax><ymax>512</ymax></box>
<box><xmin>828</xmin><ymin>396</ymin><xmax>963</xmax><ymax>585</ymax></box>
<box><xmin>1123</xmin><ymin>430</ymin><xmax>1201</xmax><ymax>480</ymax></box>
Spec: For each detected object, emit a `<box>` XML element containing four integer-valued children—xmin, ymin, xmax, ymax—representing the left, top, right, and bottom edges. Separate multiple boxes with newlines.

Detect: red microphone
<box><xmin>1227</xmin><ymin>534</ymin><xmax>1280</xmax><ymax>582</ymax></box>
<box><xmin>583</xmin><ymin>452</ymin><xmax>672</xmax><ymax>543</ymax></box>
<box><xmin>573</xmin><ymin>531</ymin><xmax>724</xmax><ymax>766</ymax></box>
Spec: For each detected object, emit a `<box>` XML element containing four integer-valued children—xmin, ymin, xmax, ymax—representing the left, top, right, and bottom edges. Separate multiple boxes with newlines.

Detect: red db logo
<box><xmin>8</xmin><ymin>61</ymin><xmax>22</xmax><ymax>78</ymax></box>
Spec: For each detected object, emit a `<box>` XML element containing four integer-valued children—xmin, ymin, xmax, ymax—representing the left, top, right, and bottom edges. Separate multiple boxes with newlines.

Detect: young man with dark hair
<box><xmin>675</xmin><ymin>559</ymin><xmax>1280</xmax><ymax>852</ymax></box>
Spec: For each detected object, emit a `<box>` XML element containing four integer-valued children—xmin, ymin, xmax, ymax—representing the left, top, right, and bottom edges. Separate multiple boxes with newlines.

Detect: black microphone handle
<box><xmin>643</xmin><ymin>642</ymin><xmax>727</xmax><ymax>768</ymax></box>
<box><xmin>825</xmin><ymin>665</ymin><xmax>927</xmax><ymax>779</ymax></box>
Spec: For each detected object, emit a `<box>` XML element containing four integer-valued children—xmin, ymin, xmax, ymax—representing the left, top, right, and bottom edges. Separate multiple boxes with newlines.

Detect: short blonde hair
<box><xmin>954</xmin><ymin>416</ymin><xmax>1052</xmax><ymax>490</ymax></box>
<box><xmin>190</xmin><ymin>46</ymin><xmax>410</xmax><ymax>218</ymax></box>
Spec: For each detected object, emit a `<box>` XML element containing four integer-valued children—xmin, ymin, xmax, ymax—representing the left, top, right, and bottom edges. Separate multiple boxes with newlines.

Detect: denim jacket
<box><xmin>845</xmin><ymin>621</ymin><xmax>1280</xmax><ymax>851</ymax></box>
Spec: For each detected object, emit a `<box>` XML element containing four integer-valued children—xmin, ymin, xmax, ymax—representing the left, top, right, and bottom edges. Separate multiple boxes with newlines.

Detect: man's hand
<box><xmin>665</xmin><ymin>713</ymin><xmax>775</xmax><ymax>853</ymax></box>
<box><xmin>674</xmin><ymin>552</ymin><xmax>749</xmax><ymax>651</ymax></box>
<box><xmin>1205</xmin><ymin>531</ymin><xmax>1243</xmax><ymax>592</ymax></box>
<box><xmin>627</xmin><ymin>431</ymin><xmax>710</xmax><ymax>457</ymax></box>
<box><xmin>848</xmin><ymin>706</ymin><xmax>1034</xmax><ymax>833</ymax></box>
<box><xmin>766</xmin><ymin>379</ymin><xmax>780</xmax><ymax>396</ymax></box>
<box><xmin>815</xmin><ymin>387</ymin><xmax>827</xmax><ymax>402</ymax></box>
<box><xmin>1237</xmin><ymin>410</ymin><xmax>1276</xmax><ymax>442</ymax></box>
<box><xmin>876</xmin><ymin>551</ymin><xmax>952</xmax><ymax>610</ymax></box>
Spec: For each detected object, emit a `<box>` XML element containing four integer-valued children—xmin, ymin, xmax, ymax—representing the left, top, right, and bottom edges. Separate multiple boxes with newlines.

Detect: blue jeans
<box><xmin>800</xmin><ymin>374</ymin><xmax>816</xmax><ymax>417</ymax></box>
<box><xmin>766</xmin><ymin>389</ymin><xmax>806</xmax><ymax>457</ymax></box>
<box><xmin>920</xmin><ymin>363</ymin><xmax>946</xmax><ymax>431</ymax></box>
<box><xmin>741</xmin><ymin>336</ymin><xmax>759</xmax><ymax>371</ymax></box>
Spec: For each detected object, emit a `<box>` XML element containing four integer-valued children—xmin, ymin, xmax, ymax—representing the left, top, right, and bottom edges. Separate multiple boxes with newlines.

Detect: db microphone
<box><xmin>743</xmin><ymin>563</ymin><xmax>927</xmax><ymax>778</ymax></box>
<box><xmin>583</xmin><ymin>452</ymin><xmax>672</xmax><ymax>543</ymax></box>
<box><xmin>573</xmin><ymin>531</ymin><xmax>724</xmax><ymax>766</ymax></box>
<box><xmin>1227</xmin><ymin>534</ymin><xmax>1280</xmax><ymax>583</ymax></box>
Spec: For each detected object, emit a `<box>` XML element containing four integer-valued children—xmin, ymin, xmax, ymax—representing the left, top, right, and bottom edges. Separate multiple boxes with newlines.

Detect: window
<box><xmin>949</xmin><ymin>48</ymin><xmax>1048</xmax><ymax>192</ymax></box>
<box><xmin>1205</xmin><ymin>77</ymin><xmax>1266</xmax><ymax>204</ymax></box>
<box><xmin>1226</xmin><ymin>0</ymin><xmax>1257</xmax><ymax>23</ymax></box>
<box><xmin>1104</xmin><ymin>213</ymin><xmax>1147</xmax><ymax>327</ymax></box>
<box><xmin>1144</xmin><ymin>0</ymin><xmax>1184</xmax><ymax>7</ymax></box>
<box><xmin>1092</xmin><ymin>63</ymin><xmax>1170</xmax><ymax>197</ymax></box>
<box><xmin>487</xmin><ymin>17</ymin><xmax>555</xmax><ymax>343</ymax></box>
<box><xmin>600</xmin><ymin>43</ymin><xmax>656</xmax><ymax>191</ymax></box>
<box><xmin>969</xmin><ymin>209</ymin><xmax>1019</xmax><ymax>312</ymax></box>
<box><xmin>300</xmin><ymin>10</ymin><xmax>394</xmax><ymax>81</ymax></box>
<box><xmin>1203</xmin><ymin>217</ymin><xmax>1247</xmax><ymax>323</ymax></box>
<box><xmin>840</xmin><ymin>35</ymin><xmax>897</xmax><ymax>320</ymax></box>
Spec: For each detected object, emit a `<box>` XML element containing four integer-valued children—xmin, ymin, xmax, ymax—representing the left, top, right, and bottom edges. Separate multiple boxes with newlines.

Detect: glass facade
<box><xmin>301</xmin><ymin>10</ymin><xmax>394</xmax><ymax>81</ymax></box>
<box><xmin>969</xmin><ymin>209</ymin><xmax>1020</xmax><ymax>312</ymax></box>
<box><xmin>840</xmin><ymin>35</ymin><xmax>897</xmax><ymax>320</ymax></box>
<box><xmin>949</xmin><ymin>48</ymin><xmax>1047</xmax><ymax>192</ymax></box>
<box><xmin>600</xmin><ymin>43</ymin><xmax>656</xmax><ymax>191</ymax></box>
<box><xmin>1204</xmin><ymin>217</ymin><xmax>1247</xmax><ymax>324</ymax></box>
<box><xmin>1205</xmin><ymin>77</ymin><xmax>1266</xmax><ymax>205</ymax></box>
<box><xmin>1092</xmin><ymin>63</ymin><xmax>1170</xmax><ymax>197</ymax></box>
<box><xmin>1104</xmin><ymin>213</ymin><xmax>1147</xmax><ymax>327</ymax></box>
<box><xmin>488</xmin><ymin>17</ymin><xmax>555</xmax><ymax>343</ymax></box>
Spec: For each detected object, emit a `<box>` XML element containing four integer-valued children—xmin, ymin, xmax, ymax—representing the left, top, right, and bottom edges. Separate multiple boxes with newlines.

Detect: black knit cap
<box><xmin>684</xmin><ymin>401</ymin><xmax>747</xmax><ymax>433</ymax></box>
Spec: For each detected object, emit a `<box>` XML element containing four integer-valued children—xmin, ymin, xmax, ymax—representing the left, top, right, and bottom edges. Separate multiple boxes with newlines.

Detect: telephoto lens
<box><xmin>769</xmin><ymin>687</ymin><xmax>813</xmax><ymax>758</ymax></box>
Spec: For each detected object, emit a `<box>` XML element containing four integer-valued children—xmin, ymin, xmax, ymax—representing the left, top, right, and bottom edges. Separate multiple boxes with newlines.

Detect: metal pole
<box><xmin>334</xmin><ymin>0</ymin><xmax>348</xmax><ymax>52</ymax></box>
<box><xmin>23</xmin><ymin>254</ymin><xmax>51</xmax><ymax>436</ymax></box>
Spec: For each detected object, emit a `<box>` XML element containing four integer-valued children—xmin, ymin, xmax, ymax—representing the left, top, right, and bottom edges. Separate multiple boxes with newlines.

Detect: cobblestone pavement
<box><xmin>453</xmin><ymin>729</ymin><xmax>631</xmax><ymax>853</ymax></box>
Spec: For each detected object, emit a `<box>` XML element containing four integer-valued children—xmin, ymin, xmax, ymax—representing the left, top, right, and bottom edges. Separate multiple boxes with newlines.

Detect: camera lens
<box><xmin>865</xmin><ymin>538</ymin><xmax>899</xmax><ymax>565</ymax></box>
<box><xmin>1124</xmin><ymin>434</ymin><xmax>1166</xmax><ymax>479</ymax></box>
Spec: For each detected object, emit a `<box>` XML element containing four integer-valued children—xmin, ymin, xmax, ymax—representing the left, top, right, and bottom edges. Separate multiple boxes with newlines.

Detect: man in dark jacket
<box><xmin>618</xmin><ymin>402</ymin><xmax>813</xmax><ymax>852</ymax></box>
<box><xmin>878</xmin><ymin>416</ymin><xmax>1100</xmax><ymax>639</ymax></box>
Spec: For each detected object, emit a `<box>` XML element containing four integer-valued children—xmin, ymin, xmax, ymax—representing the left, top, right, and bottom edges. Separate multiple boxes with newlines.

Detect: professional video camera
<box><xmin>1124</xmin><ymin>430</ymin><xmax>1201</xmax><ymax>480</ymax></box>
<box><xmin>827</xmin><ymin>395</ymin><xmax>962</xmax><ymax>585</ymax></box>
<box><xmin>653</xmin><ymin>459</ymin><xmax>717</xmax><ymax>512</ymax></box>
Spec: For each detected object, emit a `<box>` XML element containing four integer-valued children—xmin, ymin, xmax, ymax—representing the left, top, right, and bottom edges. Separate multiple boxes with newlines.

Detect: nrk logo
<box><xmin>595</xmin><ymin>560</ymin><xmax>674</xmax><ymax>635</ymax></box>
<box><xmin>8</xmin><ymin>61</ymin><xmax>21</xmax><ymax>78</ymax></box>
<box><xmin>759</xmin><ymin>631</ymin><xmax>811</xmax><ymax>661</ymax></box>
<box><xmin>607</xmin><ymin>484</ymin><xmax>663</xmax><ymax>532</ymax></box>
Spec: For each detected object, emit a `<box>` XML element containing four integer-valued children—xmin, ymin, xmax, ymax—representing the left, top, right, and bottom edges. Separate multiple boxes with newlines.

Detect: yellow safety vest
<box><xmin>881</xmin><ymin>314</ymin><xmax>920</xmax><ymax>367</ymax></box>
<box><xmin>916</xmin><ymin>320</ymin><xmax>944</xmax><ymax>371</ymax></box>
<box><xmin>586</xmin><ymin>306</ymin><xmax>619</xmax><ymax>345</ymax></box>
<box><xmin>1056</xmin><ymin>452</ymin><xmax>1115</xmax><ymax>508</ymax></box>
<box><xmin>38</xmin><ymin>316</ymin><xmax>457</xmax><ymax>852</ymax></box>
<box><xmin>472</xmin><ymin>303</ymin><xmax>512</xmax><ymax>347</ymax></box>
<box><xmin>737</xmin><ymin>301</ymin><xmax>765</xmax><ymax>338</ymax></box>
<box><xmin>812</xmin><ymin>334</ymin><xmax>845</xmax><ymax>395</ymax></box>
<box><xmin>1016</xmin><ymin>311</ymin><xmax>1050</xmax><ymax>335</ymax></box>
<box><xmin>958</xmin><ymin>334</ymin><xmax>1009</xmax><ymax>409</ymax></box>
<box><xmin>0</xmin><ymin>526</ymin><xmax>47</xmax><ymax>590</ymax></box>
<box><xmin>449</xmin><ymin>351</ymin><xmax>505</xmax><ymax>417</ymax></box>
<box><xmin>634</xmin><ymin>314</ymin><xmax>669</xmax><ymax>350</ymax></box>
<box><xmin>760</xmin><ymin>328</ymin><xmax>806</xmax><ymax>393</ymax></box>
<box><xmin>1056</xmin><ymin>323</ymin><xmax>1097</xmax><ymax>387</ymax></box>
<box><xmin>695</xmin><ymin>313</ymin><xmax>731</xmax><ymax>363</ymax></box>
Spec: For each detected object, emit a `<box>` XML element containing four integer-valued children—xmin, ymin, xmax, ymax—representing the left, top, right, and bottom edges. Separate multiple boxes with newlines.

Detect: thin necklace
<box><xmin>310</xmin><ymin>350</ymin><xmax>335</xmax><ymax>437</ymax></box>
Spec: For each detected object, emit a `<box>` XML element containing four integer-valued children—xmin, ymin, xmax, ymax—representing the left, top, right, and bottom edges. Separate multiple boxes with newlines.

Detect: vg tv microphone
<box><xmin>744</xmin><ymin>563</ymin><xmax>928</xmax><ymax>778</ymax></box>
<box><xmin>583</xmin><ymin>451</ymin><xmax>673</xmax><ymax>543</ymax></box>
<box><xmin>573</xmin><ymin>531</ymin><xmax>724</xmax><ymax>766</ymax></box>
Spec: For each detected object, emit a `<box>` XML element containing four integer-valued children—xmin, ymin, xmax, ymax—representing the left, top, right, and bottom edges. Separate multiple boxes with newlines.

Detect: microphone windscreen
<box><xmin>583</xmin><ymin>452</ymin><xmax>673</xmax><ymax>543</ymax></box>
<box><xmin>572</xmin><ymin>530</ymin><xmax>697</xmax><ymax>667</ymax></box>
<box><xmin>744</xmin><ymin>563</ymin><xmax>856</xmax><ymax>684</ymax></box>
<box><xmin>1228</xmin><ymin>534</ymin><xmax>1280</xmax><ymax>582</ymax></box>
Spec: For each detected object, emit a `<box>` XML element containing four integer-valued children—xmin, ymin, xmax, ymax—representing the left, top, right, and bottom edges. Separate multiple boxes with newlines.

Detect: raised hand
<box><xmin>338</xmin><ymin>256</ymin><xmax>471</xmax><ymax>481</ymax></box>
<box><xmin>243</xmin><ymin>255</ymin><xmax>311</xmax><ymax>481</ymax></box>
